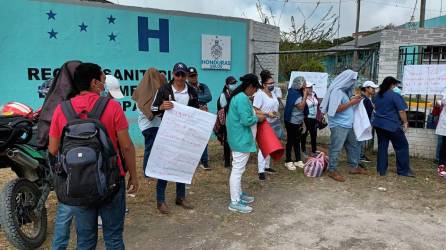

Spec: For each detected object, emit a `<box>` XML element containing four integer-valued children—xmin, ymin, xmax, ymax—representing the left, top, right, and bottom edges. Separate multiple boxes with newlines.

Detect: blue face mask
<box><xmin>228</xmin><ymin>84</ymin><xmax>237</xmax><ymax>91</ymax></box>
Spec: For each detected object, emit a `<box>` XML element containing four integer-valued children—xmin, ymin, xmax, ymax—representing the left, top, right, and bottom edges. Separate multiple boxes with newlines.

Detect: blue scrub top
<box><xmin>372</xmin><ymin>90</ymin><xmax>408</xmax><ymax>132</ymax></box>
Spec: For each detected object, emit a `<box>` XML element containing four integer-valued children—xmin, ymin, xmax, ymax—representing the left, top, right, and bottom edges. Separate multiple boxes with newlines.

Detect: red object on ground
<box><xmin>256</xmin><ymin>120</ymin><xmax>284</xmax><ymax>161</ymax></box>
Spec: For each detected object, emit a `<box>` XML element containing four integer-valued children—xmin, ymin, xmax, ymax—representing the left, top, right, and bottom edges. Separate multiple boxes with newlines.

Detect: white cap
<box><xmin>362</xmin><ymin>81</ymin><xmax>379</xmax><ymax>89</ymax></box>
<box><xmin>306</xmin><ymin>81</ymin><xmax>315</xmax><ymax>88</ymax></box>
<box><xmin>105</xmin><ymin>75</ymin><xmax>124</xmax><ymax>99</ymax></box>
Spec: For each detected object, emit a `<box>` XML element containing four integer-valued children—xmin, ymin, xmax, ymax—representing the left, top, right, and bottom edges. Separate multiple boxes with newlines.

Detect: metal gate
<box><xmin>398</xmin><ymin>46</ymin><xmax>444</xmax><ymax>129</ymax></box>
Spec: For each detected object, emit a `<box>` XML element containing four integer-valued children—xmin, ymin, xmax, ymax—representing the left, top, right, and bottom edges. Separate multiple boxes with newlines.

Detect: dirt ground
<box><xmin>1</xmin><ymin>141</ymin><xmax>446</xmax><ymax>250</ymax></box>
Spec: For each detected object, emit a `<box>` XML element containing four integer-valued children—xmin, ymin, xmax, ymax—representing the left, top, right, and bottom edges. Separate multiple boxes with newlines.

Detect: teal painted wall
<box><xmin>0</xmin><ymin>0</ymin><xmax>249</xmax><ymax>145</ymax></box>
<box><xmin>401</xmin><ymin>15</ymin><xmax>446</xmax><ymax>29</ymax></box>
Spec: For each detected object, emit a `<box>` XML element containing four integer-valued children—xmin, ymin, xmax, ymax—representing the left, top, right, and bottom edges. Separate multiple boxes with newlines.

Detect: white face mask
<box><xmin>228</xmin><ymin>84</ymin><xmax>237</xmax><ymax>91</ymax></box>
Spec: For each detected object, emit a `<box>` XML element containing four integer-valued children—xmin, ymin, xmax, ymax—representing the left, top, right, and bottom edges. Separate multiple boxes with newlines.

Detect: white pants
<box><xmin>257</xmin><ymin>149</ymin><xmax>271</xmax><ymax>173</ymax></box>
<box><xmin>229</xmin><ymin>152</ymin><xmax>250</xmax><ymax>203</ymax></box>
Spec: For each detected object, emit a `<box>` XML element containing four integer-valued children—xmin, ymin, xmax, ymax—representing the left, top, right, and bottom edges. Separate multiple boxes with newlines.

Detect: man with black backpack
<box><xmin>49</xmin><ymin>63</ymin><xmax>138</xmax><ymax>249</ymax></box>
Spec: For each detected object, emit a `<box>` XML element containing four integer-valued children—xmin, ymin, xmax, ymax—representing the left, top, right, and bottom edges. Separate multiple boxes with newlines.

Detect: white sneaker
<box><xmin>284</xmin><ymin>162</ymin><xmax>296</xmax><ymax>171</ymax></box>
<box><xmin>294</xmin><ymin>161</ymin><xmax>305</xmax><ymax>168</ymax></box>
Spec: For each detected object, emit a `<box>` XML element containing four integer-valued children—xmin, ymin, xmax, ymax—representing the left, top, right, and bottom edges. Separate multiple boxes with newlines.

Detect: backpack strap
<box><xmin>88</xmin><ymin>96</ymin><xmax>111</xmax><ymax>120</ymax></box>
<box><xmin>61</xmin><ymin>100</ymin><xmax>80</xmax><ymax>122</ymax></box>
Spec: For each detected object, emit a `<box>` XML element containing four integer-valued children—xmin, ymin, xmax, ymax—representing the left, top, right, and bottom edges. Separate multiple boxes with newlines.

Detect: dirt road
<box><xmin>1</xmin><ymin>143</ymin><xmax>445</xmax><ymax>249</ymax></box>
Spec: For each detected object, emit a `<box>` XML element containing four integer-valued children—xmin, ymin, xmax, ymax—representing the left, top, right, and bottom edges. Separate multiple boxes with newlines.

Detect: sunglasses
<box><xmin>174</xmin><ymin>72</ymin><xmax>186</xmax><ymax>78</ymax></box>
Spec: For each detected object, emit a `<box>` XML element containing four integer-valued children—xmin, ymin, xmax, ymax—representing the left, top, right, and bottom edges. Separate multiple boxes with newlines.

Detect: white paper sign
<box><xmin>201</xmin><ymin>34</ymin><xmax>231</xmax><ymax>70</ymax></box>
<box><xmin>145</xmin><ymin>102</ymin><xmax>216</xmax><ymax>184</ymax></box>
<box><xmin>402</xmin><ymin>65</ymin><xmax>446</xmax><ymax>95</ymax></box>
<box><xmin>288</xmin><ymin>71</ymin><xmax>329</xmax><ymax>98</ymax></box>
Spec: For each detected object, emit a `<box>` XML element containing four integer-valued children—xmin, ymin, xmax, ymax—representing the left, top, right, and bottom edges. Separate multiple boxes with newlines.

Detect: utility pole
<box><xmin>420</xmin><ymin>0</ymin><xmax>426</xmax><ymax>28</ymax></box>
<box><xmin>353</xmin><ymin>0</ymin><xmax>361</xmax><ymax>69</ymax></box>
<box><xmin>354</xmin><ymin>0</ymin><xmax>361</xmax><ymax>48</ymax></box>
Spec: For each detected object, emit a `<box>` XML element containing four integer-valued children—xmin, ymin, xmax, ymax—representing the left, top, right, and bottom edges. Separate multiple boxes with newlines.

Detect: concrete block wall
<box><xmin>376</xmin><ymin>27</ymin><xmax>446</xmax><ymax>160</ymax></box>
<box><xmin>373</xmin><ymin>128</ymin><xmax>438</xmax><ymax>159</ymax></box>
<box><xmin>248</xmin><ymin>21</ymin><xmax>280</xmax><ymax>82</ymax></box>
<box><xmin>378</xmin><ymin>27</ymin><xmax>446</xmax><ymax>83</ymax></box>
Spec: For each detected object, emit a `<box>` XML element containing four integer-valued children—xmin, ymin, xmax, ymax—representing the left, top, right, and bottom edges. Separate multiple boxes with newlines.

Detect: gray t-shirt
<box><xmin>290</xmin><ymin>97</ymin><xmax>304</xmax><ymax>124</ymax></box>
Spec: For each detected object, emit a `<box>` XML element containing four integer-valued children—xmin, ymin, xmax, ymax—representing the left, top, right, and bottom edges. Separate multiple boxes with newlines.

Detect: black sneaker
<box><xmin>360</xmin><ymin>156</ymin><xmax>372</xmax><ymax>163</ymax></box>
<box><xmin>258</xmin><ymin>173</ymin><xmax>266</xmax><ymax>181</ymax></box>
<box><xmin>200</xmin><ymin>164</ymin><xmax>211</xmax><ymax>170</ymax></box>
<box><xmin>265</xmin><ymin>168</ymin><xmax>277</xmax><ymax>174</ymax></box>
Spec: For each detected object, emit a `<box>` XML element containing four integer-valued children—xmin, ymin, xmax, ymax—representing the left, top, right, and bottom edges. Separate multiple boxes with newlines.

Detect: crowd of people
<box><xmin>45</xmin><ymin>61</ymin><xmax>446</xmax><ymax>249</ymax></box>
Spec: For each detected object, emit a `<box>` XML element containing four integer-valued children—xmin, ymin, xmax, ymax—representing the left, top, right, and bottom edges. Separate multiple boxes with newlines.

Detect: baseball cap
<box><xmin>105</xmin><ymin>75</ymin><xmax>124</xmax><ymax>99</ymax></box>
<box><xmin>188</xmin><ymin>67</ymin><xmax>198</xmax><ymax>76</ymax></box>
<box><xmin>306</xmin><ymin>81</ymin><xmax>315</xmax><ymax>88</ymax></box>
<box><xmin>225</xmin><ymin>76</ymin><xmax>237</xmax><ymax>85</ymax></box>
<box><xmin>362</xmin><ymin>81</ymin><xmax>379</xmax><ymax>89</ymax></box>
<box><xmin>173</xmin><ymin>62</ymin><xmax>188</xmax><ymax>74</ymax></box>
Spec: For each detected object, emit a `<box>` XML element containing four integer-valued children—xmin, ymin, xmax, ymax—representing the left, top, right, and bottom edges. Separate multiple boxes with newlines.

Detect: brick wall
<box><xmin>248</xmin><ymin>21</ymin><xmax>280</xmax><ymax>81</ymax></box>
<box><xmin>377</xmin><ymin>27</ymin><xmax>446</xmax><ymax>159</ymax></box>
<box><xmin>378</xmin><ymin>27</ymin><xmax>446</xmax><ymax>83</ymax></box>
<box><xmin>373</xmin><ymin>128</ymin><xmax>438</xmax><ymax>159</ymax></box>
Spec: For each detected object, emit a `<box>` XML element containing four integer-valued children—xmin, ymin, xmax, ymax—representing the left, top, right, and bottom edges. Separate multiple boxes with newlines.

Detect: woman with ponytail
<box><xmin>226</xmin><ymin>74</ymin><xmax>265</xmax><ymax>213</ymax></box>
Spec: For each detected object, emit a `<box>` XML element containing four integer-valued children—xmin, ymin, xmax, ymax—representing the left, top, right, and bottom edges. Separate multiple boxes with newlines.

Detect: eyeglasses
<box><xmin>174</xmin><ymin>72</ymin><xmax>186</xmax><ymax>78</ymax></box>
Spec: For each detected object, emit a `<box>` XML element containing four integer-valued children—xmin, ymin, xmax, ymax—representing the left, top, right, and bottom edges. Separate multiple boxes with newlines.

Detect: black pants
<box><xmin>285</xmin><ymin>121</ymin><xmax>302</xmax><ymax>162</ymax></box>
<box><xmin>223</xmin><ymin>128</ymin><xmax>231</xmax><ymax>167</ymax></box>
<box><xmin>440</xmin><ymin>136</ymin><xmax>446</xmax><ymax>165</ymax></box>
<box><xmin>301</xmin><ymin>118</ymin><xmax>318</xmax><ymax>154</ymax></box>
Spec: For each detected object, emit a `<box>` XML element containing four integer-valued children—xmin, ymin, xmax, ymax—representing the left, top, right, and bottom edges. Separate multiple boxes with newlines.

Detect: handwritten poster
<box><xmin>145</xmin><ymin>102</ymin><xmax>216</xmax><ymax>184</ymax></box>
<box><xmin>402</xmin><ymin>65</ymin><xmax>446</xmax><ymax>95</ymax></box>
<box><xmin>288</xmin><ymin>71</ymin><xmax>329</xmax><ymax>98</ymax></box>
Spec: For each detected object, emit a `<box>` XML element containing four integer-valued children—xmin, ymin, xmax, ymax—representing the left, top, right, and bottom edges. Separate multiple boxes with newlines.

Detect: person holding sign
<box><xmin>372</xmin><ymin>76</ymin><xmax>414</xmax><ymax>177</ymax></box>
<box><xmin>151</xmin><ymin>62</ymin><xmax>199</xmax><ymax>214</ymax></box>
<box><xmin>320</xmin><ymin>69</ymin><xmax>367</xmax><ymax>182</ymax></box>
<box><xmin>227</xmin><ymin>74</ymin><xmax>265</xmax><ymax>213</ymax></box>
<box><xmin>253</xmin><ymin>73</ymin><xmax>282</xmax><ymax>180</ymax></box>
<box><xmin>284</xmin><ymin>76</ymin><xmax>308</xmax><ymax>171</ymax></box>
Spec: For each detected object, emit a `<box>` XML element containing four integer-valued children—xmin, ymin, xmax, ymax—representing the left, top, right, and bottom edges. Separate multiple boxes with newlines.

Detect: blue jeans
<box><xmin>52</xmin><ymin>203</ymin><xmax>74</xmax><ymax>250</ymax></box>
<box><xmin>436</xmin><ymin>135</ymin><xmax>443</xmax><ymax>162</ymax></box>
<box><xmin>200</xmin><ymin>145</ymin><xmax>209</xmax><ymax>166</ymax></box>
<box><xmin>142</xmin><ymin>127</ymin><xmax>159</xmax><ymax>174</ymax></box>
<box><xmin>69</xmin><ymin>178</ymin><xmax>126</xmax><ymax>250</ymax></box>
<box><xmin>156</xmin><ymin>180</ymin><xmax>186</xmax><ymax>203</ymax></box>
<box><xmin>328</xmin><ymin>126</ymin><xmax>360</xmax><ymax>172</ymax></box>
<box><xmin>375</xmin><ymin>127</ymin><xmax>411</xmax><ymax>176</ymax></box>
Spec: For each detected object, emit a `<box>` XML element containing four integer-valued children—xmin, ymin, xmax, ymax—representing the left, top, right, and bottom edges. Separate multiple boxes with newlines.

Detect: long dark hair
<box><xmin>226</xmin><ymin>74</ymin><xmax>261</xmax><ymax>110</ymax></box>
<box><xmin>379</xmin><ymin>76</ymin><xmax>399</xmax><ymax>97</ymax></box>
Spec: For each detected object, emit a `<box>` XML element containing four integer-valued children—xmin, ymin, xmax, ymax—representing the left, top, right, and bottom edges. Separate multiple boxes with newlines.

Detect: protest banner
<box><xmin>145</xmin><ymin>102</ymin><xmax>216</xmax><ymax>184</ymax></box>
<box><xmin>288</xmin><ymin>71</ymin><xmax>329</xmax><ymax>98</ymax></box>
<box><xmin>402</xmin><ymin>65</ymin><xmax>446</xmax><ymax>95</ymax></box>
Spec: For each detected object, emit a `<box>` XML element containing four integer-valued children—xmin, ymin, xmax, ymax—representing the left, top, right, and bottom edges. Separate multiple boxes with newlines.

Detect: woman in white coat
<box><xmin>436</xmin><ymin>96</ymin><xmax>446</xmax><ymax>176</ymax></box>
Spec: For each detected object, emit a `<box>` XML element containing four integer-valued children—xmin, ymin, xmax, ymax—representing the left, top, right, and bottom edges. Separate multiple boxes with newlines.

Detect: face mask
<box><xmin>228</xmin><ymin>84</ymin><xmax>237</xmax><ymax>91</ymax></box>
<box><xmin>267</xmin><ymin>85</ymin><xmax>275</xmax><ymax>92</ymax></box>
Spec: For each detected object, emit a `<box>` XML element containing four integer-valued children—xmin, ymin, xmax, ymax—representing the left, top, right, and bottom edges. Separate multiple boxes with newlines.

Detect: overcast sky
<box><xmin>108</xmin><ymin>0</ymin><xmax>446</xmax><ymax>38</ymax></box>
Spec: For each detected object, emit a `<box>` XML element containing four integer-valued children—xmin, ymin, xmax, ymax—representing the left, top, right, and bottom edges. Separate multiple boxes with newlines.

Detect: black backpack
<box><xmin>54</xmin><ymin>96</ymin><xmax>121</xmax><ymax>207</ymax></box>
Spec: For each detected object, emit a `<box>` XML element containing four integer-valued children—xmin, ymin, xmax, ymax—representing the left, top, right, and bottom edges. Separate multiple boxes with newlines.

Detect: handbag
<box><xmin>303</xmin><ymin>152</ymin><xmax>329</xmax><ymax>178</ymax></box>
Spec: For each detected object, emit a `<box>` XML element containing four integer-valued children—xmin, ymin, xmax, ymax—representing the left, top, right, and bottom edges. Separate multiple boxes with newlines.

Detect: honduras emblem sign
<box><xmin>201</xmin><ymin>35</ymin><xmax>231</xmax><ymax>70</ymax></box>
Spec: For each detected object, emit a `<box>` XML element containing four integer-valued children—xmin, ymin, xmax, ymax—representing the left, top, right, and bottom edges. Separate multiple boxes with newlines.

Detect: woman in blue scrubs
<box><xmin>372</xmin><ymin>76</ymin><xmax>414</xmax><ymax>177</ymax></box>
